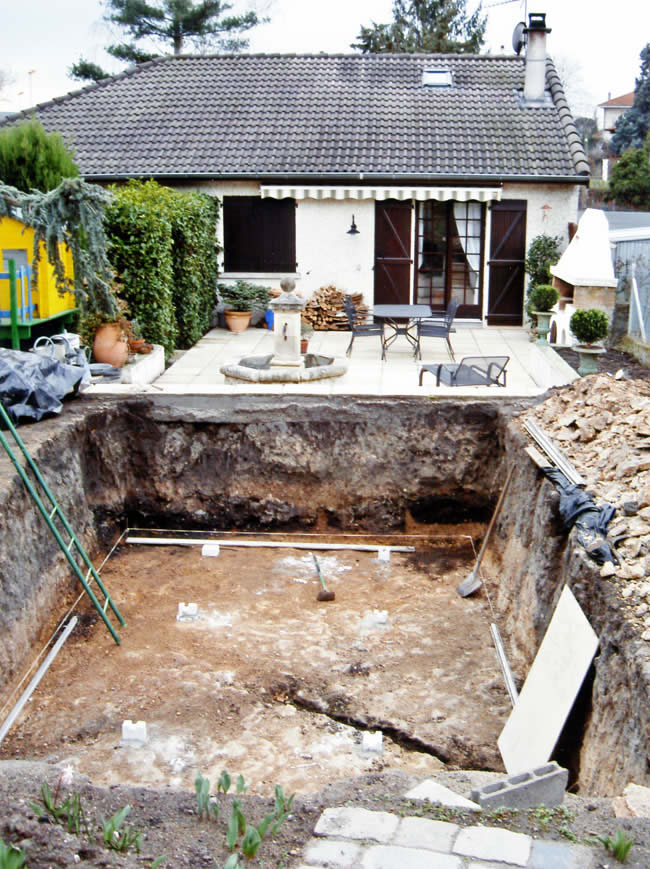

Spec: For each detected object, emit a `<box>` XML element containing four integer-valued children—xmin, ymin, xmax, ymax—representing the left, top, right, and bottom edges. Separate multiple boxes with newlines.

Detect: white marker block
<box><xmin>177</xmin><ymin>602</ymin><xmax>199</xmax><ymax>621</ymax></box>
<box><xmin>377</xmin><ymin>547</ymin><xmax>391</xmax><ymax>562</ymax></box>
<box><xmin>201</xmin><ymin>543</ymin><xmax>220</xmax><ymax>557</ymax></box>
<box><xmin>362</xmin><ymin>731</ymin><xmax>383</xmax><ymax>753</ymax></box>
<box><xmin>122</xmin><ymin>719</ymin><xmax>147</xmax><ymax>744</ymax></box>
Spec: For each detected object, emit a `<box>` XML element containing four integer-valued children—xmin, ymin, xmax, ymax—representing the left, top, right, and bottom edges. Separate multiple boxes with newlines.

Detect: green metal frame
<box><xmin>0</xmin><ymin>402</ymin><xmax>125</xmax><ymax>644</ymax></box>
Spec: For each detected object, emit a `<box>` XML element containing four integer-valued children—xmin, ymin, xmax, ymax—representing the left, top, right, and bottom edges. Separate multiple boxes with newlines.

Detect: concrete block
<box><xmin>469</xmin><ymin>761</ymin><xmax>568</xmax><ymax>810</ymax></box>
<box><xmin>377</xmin><ymin>547</ymin><xmax>391</xmax><ymax>562</ymax></box>
<box><xmin>393</xmin><ymin>816</ymin><xmax>458</xmax><ymax>851</ymax></box>
<box><xmin>177</xmin><ymin>602</ymin><xmax>199</xmax><ymax>621</ymax></box>
<box><xmin>362</xmin><ymin>731</ymin><xmax>383</xmax><ymax>753</ymax></box>
<box><xmin>201</xmin><ymin>543</ymin><xmax>220</xmax><ymax>557</ymax></box>
<box><xmin>314</xmin><ymin>807</ymin><xmax>398</xmax><ymax>843</ymax></box>
<box><xmin>121</xmin><ymin>719</ymin><xmax>147</xmax><ymax>744</ymax></box>
<box><xmin>530</xmin><ymin>839</ymin><xmax>595</xmax><ymax>868</ymax></box>
<box><xmin>121</xmin><ymin>343</ymin><xmax>165</xmax><ymax>385</ymax></box>
<box><xmin>454</xmin><ymin>825</ymin><xmax>532</xmax><ymax>866</ymax></box>
<box><xmin>303</xmin><ymin>837</ymin><xmax>361</xmax><ymax>866</ymax></box>
<box><xmin>404</xmin><ymin>780</ymin><xmax>480</xmax><ymax>810</ymax></box>
<box><xmin>362</xmin><ymin>846</ymin><xmax>461</xmax><ymax>869</ymax></box>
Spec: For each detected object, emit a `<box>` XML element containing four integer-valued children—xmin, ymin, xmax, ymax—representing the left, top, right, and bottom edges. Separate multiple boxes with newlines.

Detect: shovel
<box><xmin>312</xmin><ymin>553</ymin><xmax>335</xmax><ymax>602</ymax></box>
<box><xmin>457</xmin><ymin>465</ymin><xmax>514</xmax><ymax>597</ymax></box>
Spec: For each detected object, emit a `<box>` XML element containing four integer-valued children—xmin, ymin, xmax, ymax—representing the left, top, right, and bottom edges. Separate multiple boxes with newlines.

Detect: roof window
<box><xmin>422</xmin><ymin>68</ymin><xmax>453</xmax><ymax>87</ymax></box>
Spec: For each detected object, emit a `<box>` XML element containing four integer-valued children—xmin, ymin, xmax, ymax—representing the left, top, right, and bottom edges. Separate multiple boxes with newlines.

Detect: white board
<box><xmin>498</xmin><ymin>586</ymin><xmax>599</xmax><ymax>775</ymax></box>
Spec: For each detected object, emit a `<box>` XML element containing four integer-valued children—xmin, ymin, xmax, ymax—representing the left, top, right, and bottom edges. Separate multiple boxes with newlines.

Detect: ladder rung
<box><xmin>66</xmin><ymin>537</ymin><xmax>76</xmax><ymax>552</ymax></box>
<box><xmin>103</xmin><ymin>599</ymin><xmax>110</xmax><ymax>613</ymax></box>
<box><xmin>49</xmin><ymin>505</ymin><xmax>58</xmax><ymax>520</ymax></box>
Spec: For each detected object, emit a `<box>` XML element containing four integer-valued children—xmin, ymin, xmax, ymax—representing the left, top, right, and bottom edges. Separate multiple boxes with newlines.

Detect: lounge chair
<box><xmin>343</xmin><ymin>295</ymin><xmax>386</xmax><ymax>360</ymax></box>
<box><xmin>416</xmin><ymin>299</ymin><xmax>459</xmax><ymax>360</ymax></box>
<box><xmin>419</xmin><ymin>355</ymin><xmax>509</xmax><ymax>387</ymax></box>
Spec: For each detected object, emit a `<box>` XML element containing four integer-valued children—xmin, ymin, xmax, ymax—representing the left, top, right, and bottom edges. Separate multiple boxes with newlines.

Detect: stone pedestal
<box><xmin>270</xmin><ymin>279</ymin><xmax>305</xmax><ymax>367</ymax></box>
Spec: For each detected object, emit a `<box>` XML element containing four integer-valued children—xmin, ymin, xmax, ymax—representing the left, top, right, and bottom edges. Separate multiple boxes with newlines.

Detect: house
<box><xmin>597</xmin><ymin>90</ymin><xmax>634</xmax><ymax>181</ymax></box>
<box><xmin>2</xmin><ymin>13</ymin><xmax>588</xmax><ymax>326</ymax></box>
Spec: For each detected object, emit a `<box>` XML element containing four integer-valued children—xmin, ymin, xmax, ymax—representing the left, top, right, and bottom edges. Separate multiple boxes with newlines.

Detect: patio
<box><xmin>124</xmin><ymin>323</ymin><xmax>578</xmax><ymax>398</ymax></box>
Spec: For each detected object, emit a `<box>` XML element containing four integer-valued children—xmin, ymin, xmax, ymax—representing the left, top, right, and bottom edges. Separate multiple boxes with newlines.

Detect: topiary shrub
<box><xmin>528</xmin><ymin>283</ymin><xmax>559</xmax><ymax>312</ymax></box>
<box><xmin>525</xmin><ymin>234</ymin><xmax>562</xmax><ymax>321</ymax></box>
<box><xmin>570</xmin><ymin>308</ymin><xmax>609</xmax><ymax>345</ymax></box>
<box><xmin>0</xmin><ymin>119</ymin><xmax>79</xmax><ymax>193</ymax></box>
<box><xmin>218</xmin><ymin>280</ymin><xmax>269</xmax><ymax>311</ymax></box>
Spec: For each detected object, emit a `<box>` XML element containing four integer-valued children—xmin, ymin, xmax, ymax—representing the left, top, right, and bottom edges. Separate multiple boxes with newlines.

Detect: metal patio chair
<box><xmin>419</xmin><ymin>355</ymin><xmax>509</xmax><ymax>387</ymax></box>
<box><xmin>415</xmin><ymin>299</ymin><xmax>459</xmax><ymax>360</ymax></box>
<box><xmin>343</xmin><ymin>295</ymin><xmax>386</xmax><ymax>360</ymax></box>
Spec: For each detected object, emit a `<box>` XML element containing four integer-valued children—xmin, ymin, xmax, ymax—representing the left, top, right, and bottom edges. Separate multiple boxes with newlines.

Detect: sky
<box><xmin>1</xmin><ymin>0</ymin><xmax>648</xmax><ymax>118</ymax></box>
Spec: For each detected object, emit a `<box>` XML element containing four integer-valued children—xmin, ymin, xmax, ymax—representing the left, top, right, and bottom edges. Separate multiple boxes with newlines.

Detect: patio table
<box><xmin>372</xmin><ymin>304</ymin><xmax>433</xmax><ymax>356</ymax></box>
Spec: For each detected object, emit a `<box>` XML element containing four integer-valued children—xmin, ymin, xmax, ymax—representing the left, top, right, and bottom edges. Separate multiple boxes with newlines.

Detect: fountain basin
<box><xmin>220</xmin><ymin>353</ymin><xmax>348</xmax><ymax>383</ymax></box>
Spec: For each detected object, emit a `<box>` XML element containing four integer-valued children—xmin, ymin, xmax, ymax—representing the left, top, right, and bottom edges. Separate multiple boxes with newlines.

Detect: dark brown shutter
<box><xmin>487</xmin><ymin>200</ymin><xmax>527</xmax><ymax>326</ymax></box>
<box><xmin>224</xmin><ymin>197</ymin><xmax>296</xmax><ymax>272</ymax></box>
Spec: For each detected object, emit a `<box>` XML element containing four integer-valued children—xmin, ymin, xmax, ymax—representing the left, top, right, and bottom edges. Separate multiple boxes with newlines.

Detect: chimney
<box><xmin>524</xmin><ymin>12</ymin><xmax>551</xmax><ymax>104</ymax></box>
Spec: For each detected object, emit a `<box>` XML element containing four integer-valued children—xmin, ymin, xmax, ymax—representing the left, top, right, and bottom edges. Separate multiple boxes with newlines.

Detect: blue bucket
<box><xmin>265</xmin><ymin>309</ymin><xmax>274</xmax><ymax>330</ymax></box>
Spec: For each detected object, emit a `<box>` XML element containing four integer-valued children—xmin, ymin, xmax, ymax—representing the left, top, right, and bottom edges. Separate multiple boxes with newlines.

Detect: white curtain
<box><xmin>453</xmin><ymin>202</ymin><xmax>482</xmax><ymax>301</ymax></box>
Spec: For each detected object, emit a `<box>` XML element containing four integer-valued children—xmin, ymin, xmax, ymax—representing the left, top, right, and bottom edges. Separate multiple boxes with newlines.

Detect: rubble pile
<box><xmin>523</xmin><ymin>373</ymin><xmax>650</xmax><ymax>640</ymax></box>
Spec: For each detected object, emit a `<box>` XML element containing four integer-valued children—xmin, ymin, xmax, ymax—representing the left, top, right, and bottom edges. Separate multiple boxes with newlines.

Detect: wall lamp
<box><xmin>347</xmin><ymin>215</ymin><xmax>360</xmax><ymax>235</ymax></box>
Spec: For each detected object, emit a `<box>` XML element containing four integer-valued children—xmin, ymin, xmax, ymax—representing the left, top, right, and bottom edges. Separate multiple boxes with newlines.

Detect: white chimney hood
<box><xmin>550</xmin><ymin>209</ymin><xmax>617</xmax><ymax>288</ymax></box>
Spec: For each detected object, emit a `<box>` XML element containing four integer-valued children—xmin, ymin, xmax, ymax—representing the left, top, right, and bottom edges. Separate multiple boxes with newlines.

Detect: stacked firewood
<box><xmin>302</xmin><ymin>286</ymin><xmax>368</xmax><ymax>331</ymax></box>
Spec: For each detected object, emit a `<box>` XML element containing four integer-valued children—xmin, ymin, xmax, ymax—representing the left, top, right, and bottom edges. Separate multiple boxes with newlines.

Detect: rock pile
<box><xmin>523</xmin><ymin>372</ymin><xmax>650</xmax><ymax>639</ymax></box>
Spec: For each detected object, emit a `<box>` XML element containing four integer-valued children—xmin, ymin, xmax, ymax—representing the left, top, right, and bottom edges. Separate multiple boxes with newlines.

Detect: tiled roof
<box><xmin>1</xmin><ymin>54</ymin><xmax>589</xmax><ymax>181</ymax></box>
<box><xmin>598</xmin><ymin>91</ymin><xmax>634</xmax><ymax>108</ymax></box>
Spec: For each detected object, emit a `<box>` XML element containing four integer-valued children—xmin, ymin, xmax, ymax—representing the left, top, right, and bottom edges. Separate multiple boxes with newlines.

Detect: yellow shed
<box><xmin>0</xmin><ymin>215</ymin><xmax>76</xmax><ymax>343</ymax></box>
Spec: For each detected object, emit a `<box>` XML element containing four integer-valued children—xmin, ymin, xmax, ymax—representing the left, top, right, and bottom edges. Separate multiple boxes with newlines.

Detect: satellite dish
<box><xmin>512</xmin><ymin>21</ymin><xmax>526</xmax><ymax>56</ymax></box>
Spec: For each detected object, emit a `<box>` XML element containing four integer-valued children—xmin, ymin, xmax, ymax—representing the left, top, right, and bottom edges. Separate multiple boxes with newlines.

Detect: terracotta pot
<box><xmin>93</xmin><ymin>323</ymin><xmax>128</xmax><ymax>368</ymax></box>
<box><xmin>300</xmin><ymin>338</ymin><xmax>309</xmax><ymax>354</ymax></box>
<box><xmin>224</xmin><ymin>310</ymin><xmax>252</xmax><ymax>333</ymax></box>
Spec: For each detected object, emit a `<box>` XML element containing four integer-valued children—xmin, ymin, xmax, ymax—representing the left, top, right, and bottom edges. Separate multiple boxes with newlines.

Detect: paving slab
<box><xmin>361</xmin><ymin>844</ymin><xmax>462</xmax><ymax>868</ymax></box>
<box><xmin>393</xmin><ymin>816</ymin><xmax>458</xmax><ymax>851</ymax></box>
<box><xmin>314</xmin><ymin>807</ymin><xmax>399</xmax><ymax>843</ymax></box>
<box><xmin>404</xmin><ymin>779</ymin><xmax>481</xmax><ymax>810</ymax></box>
<box><xmin>529</xmin><ymin>839</ymin><xmax>596</xmax><ymax>868</ymax></box>
<box><xmin>303</xmin><ymin>836</ymin><xmax>362</xmax><ymax>866</ymax></box>
<box><xmin>454</xmin><ymin>825</ymin><xmax>532</xmax><ymax>866</ymax></box>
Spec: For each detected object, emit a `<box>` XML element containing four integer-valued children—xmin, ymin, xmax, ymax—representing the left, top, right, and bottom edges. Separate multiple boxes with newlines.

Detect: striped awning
<box><xmin>260</xmin><ymin>185</ymin><xmax>502</xmax><ymax>202</ymax></box>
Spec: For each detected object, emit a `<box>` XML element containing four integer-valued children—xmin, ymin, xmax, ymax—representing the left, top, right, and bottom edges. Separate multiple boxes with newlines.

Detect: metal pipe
<box><xmin>490</xmin><ymin>622</ymin><xmax>519</xmax><ymax>707</ymax></box>
<box><xmin>0</xmin><ymin>617</ymin><xmax>78</xmax><ymax>747</ymax></box>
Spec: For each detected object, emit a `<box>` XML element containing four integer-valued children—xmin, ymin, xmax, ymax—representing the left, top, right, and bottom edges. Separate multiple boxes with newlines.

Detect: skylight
<box><xmin>422</xmin><ymin>68</ymin><xmax>453</xmax><ymax>87</ymax></box>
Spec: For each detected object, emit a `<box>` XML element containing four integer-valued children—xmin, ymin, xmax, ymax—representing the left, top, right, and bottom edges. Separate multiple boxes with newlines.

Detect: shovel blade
<box><xmin>457</xmin><ymin>570</ymin><xmax>482</xmax><ymax>598</ymax></box>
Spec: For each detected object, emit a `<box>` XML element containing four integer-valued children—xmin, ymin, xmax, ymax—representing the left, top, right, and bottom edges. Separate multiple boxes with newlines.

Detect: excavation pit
<box><xmin>1</xmin><ymin>393</ymin><xmax>649</xmax><ymax>801</ymax></box>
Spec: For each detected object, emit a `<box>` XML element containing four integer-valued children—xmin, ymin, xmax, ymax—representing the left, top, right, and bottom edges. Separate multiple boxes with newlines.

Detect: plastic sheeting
<box><xmin>0</xmin><ymin>348</ymin><xmax>87</xmax><ymax>424</ymax></box>
<box><xmin>544</xmin><ymin>467</ymin><xmax>616</xmax><ymax>565</ymax></box>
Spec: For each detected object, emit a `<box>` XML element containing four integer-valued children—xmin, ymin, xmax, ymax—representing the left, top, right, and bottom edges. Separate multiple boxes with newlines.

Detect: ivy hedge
<box><xmin>105</xmin><ymin>180</ymin><xmax>219</xmax><ymax>353</ymax></box>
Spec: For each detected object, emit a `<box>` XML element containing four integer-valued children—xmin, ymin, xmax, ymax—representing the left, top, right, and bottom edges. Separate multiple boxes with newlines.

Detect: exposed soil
<box><xmin>0</xmin><ymin>529</ymin><xmax>511</xmax><ymax>798</ymax></box>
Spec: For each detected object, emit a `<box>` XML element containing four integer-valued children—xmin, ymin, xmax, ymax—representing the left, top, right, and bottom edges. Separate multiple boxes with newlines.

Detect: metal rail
<box><xmin>523</xmin><ymin>418</ymin><xmax>585</xmax><ymax>487</ymax></box>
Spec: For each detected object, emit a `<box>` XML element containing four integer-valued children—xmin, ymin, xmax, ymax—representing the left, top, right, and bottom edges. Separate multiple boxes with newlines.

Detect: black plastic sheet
<box><xmin>0</xmin><ymin>348</ymin><xmax>86</xmax><ymax>424</ymax></box>
<box><xmin>543</xmin><ymin>466</ymin><xmax>616</xmax><ymax>564</ymax></box>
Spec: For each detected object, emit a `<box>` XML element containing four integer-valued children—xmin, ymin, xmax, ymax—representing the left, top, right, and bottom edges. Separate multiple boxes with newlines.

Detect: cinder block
<box><xmin>177</xmin><ymin>602</ymin><xmax>199</xmax><ymax>621</ymax></box>
<box><xmin>470</xmin><ymin>762</ymin><xmax>568</xmax><ymax>810</ymax></box>
<box><xmin>121</xmin><ymin>719</ymin><xmax>147</xmax><ymax>744</ymax></box>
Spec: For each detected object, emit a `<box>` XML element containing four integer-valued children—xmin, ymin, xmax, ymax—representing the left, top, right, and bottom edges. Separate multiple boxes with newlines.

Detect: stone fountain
<box><xmin>220</xmin><ymin>279</ymin><xmax>348</xmax><ymax>384</ymax></box>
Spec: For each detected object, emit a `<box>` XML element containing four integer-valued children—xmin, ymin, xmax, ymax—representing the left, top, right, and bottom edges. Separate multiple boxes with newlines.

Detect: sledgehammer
<box><xmin>312</xmin><ymin>553</ymin><xmax>335</xmax><ymax>602</ymax></box>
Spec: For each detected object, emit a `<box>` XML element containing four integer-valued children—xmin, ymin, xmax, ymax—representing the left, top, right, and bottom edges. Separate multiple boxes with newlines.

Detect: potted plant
<box><xmin>218</xmin><ymin>280</ymin><xmax>270</xmax><ymax>333</ymax></box>
<box><xmin>569</xmin><ymin>308</ymin><xmax>609</xmax><ymax>376</ymax></box>
<box><xmin>300</xmin><ymin>319</ymin><xmax>314</xmax><ymax>354</ymax></box>
<box><xmin>528</xmin><ymin>283</ymin><xmax>559</xmax><ymax>345</ymax></box>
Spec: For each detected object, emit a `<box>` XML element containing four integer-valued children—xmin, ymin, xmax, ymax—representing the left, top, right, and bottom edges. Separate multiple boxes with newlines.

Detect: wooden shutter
<box><xmin>224</xmin><ymin>197</ymin><xmax>296</xmax><ymax>272</ymax></box>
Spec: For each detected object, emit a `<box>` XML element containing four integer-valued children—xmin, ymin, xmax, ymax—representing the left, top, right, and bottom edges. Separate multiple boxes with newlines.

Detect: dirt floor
<box><xmin>0</xmin><ymin>528</ymin><xmax>512</xmax><ymax>799</ymax></box>
<box><xmin>554</xmin><ymin>345</ymin><xmax>650</xmax><ymax>380</ymax></box>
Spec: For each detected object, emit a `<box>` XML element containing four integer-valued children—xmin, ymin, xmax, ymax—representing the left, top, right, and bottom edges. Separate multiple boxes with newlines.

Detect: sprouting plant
<box><xmin>599</xmin><ymin>829</ymin><xmax>634</xmax><ymax>862</ymax></box>
<box><xmin>195</xmin><ymin>772</ymin><xmax>219</xmax><ymax>821</ymax></box>
<box><xmin>241</xmin><ymin>826</ymin><xmax>262</xmax><ymax>859</ymax></box>
<box><xmin>216</xmin><ymin>855</ymin><xmax>240</xmax><ymax>869</ymax></box>
<box><xmin>271</xmin><ymin>784</ymin><xmax>295</xmax><ymax>834</ymax></box>
<box><xmin>100</xmin><ymin>805</ymin><xmax>142</xmax><ymax>853</ymax></box>
<box><xmin>0</xmin><ymin>840</ymin><xmax>26</xmax><ymax>869</ymax></box>
<box><xmin>30</xmin><ymin>770</ymin><xmax>91</xmax><ymax>838</ymax></box>
<box><xmin>147</xmin><ymin>859</ymin><xmax>166</xmax><ymax>868</ymax></box>
<box><xmin>235</xmin><ymin>774</ymin><xmax>247</xmax><ymax>794</ymax></box>
<box><xmin>218</xmin><ymin>770</ymin><xmax>232</xmax><ymax>793</ymax></box>
<box><xmin>226</xmin><ymin>799</ymin><xmax>247</xmax><ymax>851</ymax></box>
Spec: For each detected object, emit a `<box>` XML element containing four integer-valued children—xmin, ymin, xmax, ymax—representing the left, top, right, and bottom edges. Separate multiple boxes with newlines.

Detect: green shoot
<box><xmin>100</xmin><ymin>804</ymin><xmax>142</xmax><ymax>853</ymax></box>
<box><xmin>0</xmin><ymin>840</ymin><xmax>26</xmax><ymax>869</ymax></box>
<box><xmin>241</xmin><ymin>826</ymin><xmax>262</xmax><ymax>859</ymax></box>
<box><xmin>217</xmin><ymin>770</ymin><xmax>232</xmax><ymax>794</ymax></box>
<box><xmin>599</xmin><ymin>829</ymin><xmax>634</xmax><ymax>863</ymax></box>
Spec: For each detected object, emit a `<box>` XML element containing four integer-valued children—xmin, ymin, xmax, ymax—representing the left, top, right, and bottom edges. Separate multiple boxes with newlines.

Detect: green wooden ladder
<box><xmin>0</xmin><ymin>402</ymin><xmax>125</xmax><ymax>644</ymax></box>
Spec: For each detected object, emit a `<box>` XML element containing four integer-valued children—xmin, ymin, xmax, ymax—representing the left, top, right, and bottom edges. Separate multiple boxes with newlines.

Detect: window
<box><xmin>415</xmin><ymin>201</ymin><xmax>484</xmax><ymax>313</ymax></box>
<box><xmin>422</xmin><ymin>68</ymin><xmax>453</xmax><ymax>87</ymax></box>
<box><xmin>223</xmin><ymin>196</ymin><xmax>296</xmax><ymax>273</ymax></box>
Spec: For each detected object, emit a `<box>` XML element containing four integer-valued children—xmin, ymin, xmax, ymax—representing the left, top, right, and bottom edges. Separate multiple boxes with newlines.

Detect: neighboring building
<box><xmin>0</xmin><ymin>14</ymin><xmax>588</xmax><ymax>326</ymax></box>
<box><xmin>597</xmin><ymin>91</ymin><xmax>635</xmax><ymax>136</ymax></box>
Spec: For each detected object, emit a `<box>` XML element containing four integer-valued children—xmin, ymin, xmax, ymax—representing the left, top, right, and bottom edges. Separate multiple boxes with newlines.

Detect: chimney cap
<box><xmin>525</xmin><ymin>12</ymin><xmax>551</xmax><ymax>33</ymax></box>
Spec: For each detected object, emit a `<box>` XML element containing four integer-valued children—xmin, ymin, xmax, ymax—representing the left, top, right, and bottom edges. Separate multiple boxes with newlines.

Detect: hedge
<box><xmin>105</xmin><ymin>180</ymin><xmax>219</xmax><ymax>353</ymax></box>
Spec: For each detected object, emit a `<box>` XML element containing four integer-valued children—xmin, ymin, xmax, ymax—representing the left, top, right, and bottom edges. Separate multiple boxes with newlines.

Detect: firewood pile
<box><xmin>302</xmin><ymin>286</ymin><xmax>369</xmax><ymax>331</ymax></box>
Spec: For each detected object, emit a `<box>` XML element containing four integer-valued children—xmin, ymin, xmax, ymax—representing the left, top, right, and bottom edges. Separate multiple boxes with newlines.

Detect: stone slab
<box><xmin>404</xmin><ymin>779</ymin><xmax>480</xmax><ymax>810</ymax></box>
<box><xmin>393</xmin><ymin>816</ymin><xmax>458</xmax><ymax>851</ymax></box>
<box><xmin>454</xmin><ymin>825</ymin><xmax>532</xmax><ymax>866</ymax></box>
<box><xmin>622</xmin><ymin>782</ymin><xmax>650</xmax><ymax>817</ymax></box>
<box><xmin>303</xmin><ymin>837</ymin><xmax>362</xmax><ymax>866</ymax></box>
<box><xmin>470</xmin><ymin>761</ymin><xmax>568</xmax><ymax>810</ymax></box>
<box><xmin>529</xmin><ymin>839</ymin><xmax>595</xmax><ymax>868</ymax></box>
<box><xmin>498</xmin><ymin>587</ymin><xmax>598</xmax><ymax>775</ymax></box>
<box><xmin>122</xmin><ymin>343</ymin><xmax>165</xmax><ymax>384</ymax></box>
<box><xmin>314</xmin><ymin>807</ymin><xmax>398</xmax><ymax>843</ymax></box>
<box><xmin>362</xmin><ymin>845</ymin><xmax>462</xmax><ymax>869</ymax></box>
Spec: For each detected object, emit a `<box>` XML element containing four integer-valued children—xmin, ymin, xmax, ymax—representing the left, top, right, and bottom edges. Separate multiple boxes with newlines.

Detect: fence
<box><xmin>615</xmin><ymin>239</ymin><xmax>650</xmax><ymax>342</ymax></box>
